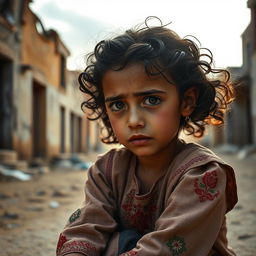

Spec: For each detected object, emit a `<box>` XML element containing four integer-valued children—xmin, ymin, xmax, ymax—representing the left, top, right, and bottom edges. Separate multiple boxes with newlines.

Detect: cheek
<box><xmin>108</xmin><ymin>116</ymin><xmax>123</xmax><ymax>136</ymax></box>
<box><xmin>154</xmin><ymin>108</ymin><xmax>181</xmax><ymax>128</ymax></box>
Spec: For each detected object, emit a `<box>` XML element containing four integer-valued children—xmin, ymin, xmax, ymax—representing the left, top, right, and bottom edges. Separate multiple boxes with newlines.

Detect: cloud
<box><xmin>30</xmin><ymin>1</ymin><xmax>119</xmax><ymax>69</ymax></box>
<box><xmin>30</xmin><ymin>0</ymin><xmax>250</xmax><ymax>69</ymax></box>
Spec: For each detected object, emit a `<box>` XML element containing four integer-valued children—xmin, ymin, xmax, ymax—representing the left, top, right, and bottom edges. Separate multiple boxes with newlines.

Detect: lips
<box><xmin>128</xmin><ymin>134</ymin><xmax>152</xmax><ymax>146</ymax></box>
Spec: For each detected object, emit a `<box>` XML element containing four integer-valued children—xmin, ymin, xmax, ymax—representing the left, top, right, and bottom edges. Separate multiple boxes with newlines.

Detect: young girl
<box><xmin>56</xmin><ymin>17</ymin><xmax>237</xmax><ymax>256</ymax></box>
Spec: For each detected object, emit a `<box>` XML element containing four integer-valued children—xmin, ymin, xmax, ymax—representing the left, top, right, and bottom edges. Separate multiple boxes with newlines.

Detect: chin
<box><xmin>129</xmin><ymin>148</ymin><xmax>156</xmax><ymax>157</ymax></box>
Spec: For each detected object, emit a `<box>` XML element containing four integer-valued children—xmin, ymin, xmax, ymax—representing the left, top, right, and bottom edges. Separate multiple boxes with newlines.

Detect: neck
<box><xmin>138</xmin><ymin>138</ymin><xmax>184</xmax><ymax>174</ymax></box>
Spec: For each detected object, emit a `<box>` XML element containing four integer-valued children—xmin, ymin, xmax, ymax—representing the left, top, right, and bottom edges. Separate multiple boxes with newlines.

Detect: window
<box><xmin>60</xmin><ymin>55</ymin><xmax>66</xmax><ymax>88</ymax></box>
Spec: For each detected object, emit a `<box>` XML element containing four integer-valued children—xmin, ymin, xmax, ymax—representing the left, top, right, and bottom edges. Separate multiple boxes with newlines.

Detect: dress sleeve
<box><xmin>120</xmin><ymin>162</ymin><xmax>229</xmax><ymax>256</ymax></box>
<box><xmin>56</xmin><ymin>151</ymin><xmax>118</xmax><ymax>256</ymax></box>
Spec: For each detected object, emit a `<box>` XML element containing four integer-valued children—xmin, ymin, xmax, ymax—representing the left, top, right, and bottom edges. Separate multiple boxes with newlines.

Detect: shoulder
<box><xmin>87</xmin><ymin>147</ymin><xmax>135</xmax><ymax>188</ymax></box>
<box><xmin>85</xmin><ymin>147</ymin><xmax>132</xmax><ymax>187</ymax></box>
<box><xmin>173</xmin><ymin>142</ymin><xmax>230</xmax><ymax>174</ymax></box>
<box><xmin>170</xmin><ymin>143</ymin><xmax>237</xmax><ymax>211</ymax></box>
<box><xmin>90</xmin><ymin>147</ymin><xmax>134</xmax><ymax>175</ymax></box>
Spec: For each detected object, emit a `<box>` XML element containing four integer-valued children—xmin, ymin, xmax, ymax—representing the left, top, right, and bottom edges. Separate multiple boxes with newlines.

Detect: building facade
<box><xmin>0</xmin><ymin>0</ymin><xmax>101</xmax><ymax>165</ymax></box>
<box><xmin>224</xmin><ymin>0</ymin><xmax>256</xmax><ymax>147</ymax></box>
<box><xmin>205</xmin><ymin>0</ymin><xmax>256</xmax><ymax>149</ymax></box>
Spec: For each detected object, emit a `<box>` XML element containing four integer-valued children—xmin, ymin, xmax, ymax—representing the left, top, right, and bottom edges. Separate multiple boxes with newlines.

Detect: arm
<box><xmin>121</xmin><ymin>163</ymin><xmax>229</xmax><ymax>256</ymax></box>
<box><xmin>56</xmin><ymin>152</ymin><xmax>118</xmax><ymax>256</ymax></box>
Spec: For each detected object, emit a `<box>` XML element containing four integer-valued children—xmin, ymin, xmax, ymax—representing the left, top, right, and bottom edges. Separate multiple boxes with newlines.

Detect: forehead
<box><xmin>102</xmin><ymin>64</ymin><xmax>175</xmax><ymax>96</ymax></box>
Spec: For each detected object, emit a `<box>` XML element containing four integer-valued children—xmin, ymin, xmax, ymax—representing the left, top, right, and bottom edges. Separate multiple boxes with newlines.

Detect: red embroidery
<box><xmin>203</xmin><ymin>171</ymin><xmax>218</xmax><ymax>188</ymax></box>
<box><xmin>194</xmin><ymin>170</ymin><xmax>220</xmax><ymax>202</ymax></box>
<box><xmin>122</xmin><ymin>189</ymin><xmax>157</xmax><ymax>233</ymax></box>
<box><xmin>56</xmin><ymin>234</ymin><xmax>67</xmax><ymax>254</ymax></box>
<box><xmin>172</xmin><ymin>155</ymin><xmax>209</xmax><ymax>178</ymax></box>
<box><xmin>166</xmin><ymin>235</ymin><xmax>186</xmax><ymax>255</ymax></box>
<box><xmin>120</xmin><ymin>249</ymin><xmax>138</xmax><ymax>255</ymax></box>
<box><xmin>57</xmin><ymin>240</ymin><xmax>98</xmax><ymax>256</ymax></box>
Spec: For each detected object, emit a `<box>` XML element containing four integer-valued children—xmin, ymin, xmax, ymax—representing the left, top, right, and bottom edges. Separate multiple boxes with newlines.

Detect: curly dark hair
<box><xmin>78</xmin><ymin>17</ymin><xmax>234</xmax><ymax>144</ymax></box>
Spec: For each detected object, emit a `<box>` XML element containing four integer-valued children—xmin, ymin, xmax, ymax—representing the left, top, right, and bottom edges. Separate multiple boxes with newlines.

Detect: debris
<box><xmin>70</xmin><ymin>155</ymin><xmax>93</xmax><ymax>170</ymax></box>
<box><xmin>215</xmin><ymin>144</ymin><xmax>239</xmax><ymax>154</ymax></box>
<box><xmin>34</xmin><ymin>166</ymin><xmax>50</xmax><ymax>175</ymax></box>
<box><xmin>51</xmin><ymin>158</ymin><xmax>73</xmax><ymax>169</ymax></box>
<box><xmin>74</xmin><ymin>161</ymin><xmax>93</xmax><ymax>170</ymax></box>
<box><xmin>3</xmin><ymin>211</ymin><xmax>19</xmax><ymax>219</ymax></box>
<box><xmin>0</xmin><ymin>192</ymin><xmax>9</xmax><ymax>199</ymax></box>
<box><xmin>52</xmin><ymin>190</ymin><xmax>69</xmax><ymax>197</ymax></box>
<box><xmin>234</xmin><ymin>205</ymin><xmax>243</xmax><ymax>210</ymax></box>
<box><xmin>238</xmin><ymin>234</ymin><xmax>255</xmax><ymax>240</ymax></box>
<box><xmin>70</xmin><ymin>185</ymin><xmax>80</xmax><ymax>191</ymax></box>
<box><xmin>6</xmin><ymin>223</ymin><xmax>20</xmax><ymax>229</ymax></box>
<box><xmin>231</xmin><ymin>221</ymin><xmax>241</xmax><ymax>226</ymax></box>
<box><xmin>27</xmin><ymin>197</ymin><xmax>45</xmax><ymax>203</ymax></box>
<box><xmin>49</xmin><ymin>201</ymin><xmax>60</xmax><ymax>209</ymax></box>
<box><xmin>237</xmin><ymin>144</ymin><xmax>256</xmax><ymax>159</ymax></box>
<box><xmin>50</xmin><ymin>154</ymin><xmax>93</xmax><ymax>171</ymax></box>
<box><xmin>36</xmin><ymin>190</ymin><xmax>47</xmax><ymax>196</ymax></box>
<box><xmin>25</xmin><ymin>206</ymin><xmax>44</xmax><ymax>212</ymax></box>
<box><xmin>0</xmin><ymin>166</ymin><xmax>31</xmax><ymax>181</ymax></box>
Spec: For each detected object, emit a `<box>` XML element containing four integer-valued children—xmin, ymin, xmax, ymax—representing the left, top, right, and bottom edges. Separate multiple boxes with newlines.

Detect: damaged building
<box><xmin>0</xmin><ymin>0</ymin><xmax>101</xmax><ymax>168</ymax></box>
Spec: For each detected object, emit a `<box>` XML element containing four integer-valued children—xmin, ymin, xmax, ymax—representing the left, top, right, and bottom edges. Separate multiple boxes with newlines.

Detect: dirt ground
<box><xmin>0</xmin><ymin>151</ymin><xmax>255</xmax><ymax>256</ymax></box>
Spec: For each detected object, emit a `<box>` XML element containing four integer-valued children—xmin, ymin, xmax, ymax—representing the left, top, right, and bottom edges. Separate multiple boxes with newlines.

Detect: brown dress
<box><xmin>56</xmin><ymin>142</ymin><xmax>237</xmax><ymax>256</ymax></box>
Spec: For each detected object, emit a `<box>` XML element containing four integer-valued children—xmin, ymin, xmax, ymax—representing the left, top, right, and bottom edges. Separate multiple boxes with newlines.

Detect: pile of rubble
<box><xmin>0</xmin><ymin>150</ymin><xmax>93</xmax><ymax>182</ymax></box>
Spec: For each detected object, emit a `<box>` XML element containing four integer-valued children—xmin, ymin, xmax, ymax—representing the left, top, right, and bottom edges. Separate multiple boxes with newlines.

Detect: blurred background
<box><xmin>0</xmin><ymin>0</ymin><xmax>255</xmax><ymax>255</ymax></box>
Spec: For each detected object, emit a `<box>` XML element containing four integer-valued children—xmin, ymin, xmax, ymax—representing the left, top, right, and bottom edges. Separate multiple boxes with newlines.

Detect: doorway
<box><xmin>32</xmin><ymin>81</ymin><xmax>46</xmax><ymax>158</ymax></box>
<box><xmin>0</xmin><ymin>56</ymin><xmax>13</xmax><ymax>149</ymax></box>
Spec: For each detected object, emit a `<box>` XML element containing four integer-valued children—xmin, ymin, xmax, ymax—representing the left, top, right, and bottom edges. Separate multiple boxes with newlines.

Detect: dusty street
<box><xmin>0</xmin><ymin>150</ymin><xmax>255</xmax><ymax>256</ymax></box>
<box><xmin>223</xmin><ymin>153</ymin><xmax>256</xmax><ymax>256</ymax></box>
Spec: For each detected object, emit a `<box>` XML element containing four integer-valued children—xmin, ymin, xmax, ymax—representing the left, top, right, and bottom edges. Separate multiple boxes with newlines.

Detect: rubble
<box><xmin>50</xmin><ymin>154</ymin><xmax>93</xmax><ymax>171</ymax></box>
<box><xmin>25</xmin><ymin>206</ymin><xmax>44</xmax><ymax>212</ymax></box>
<box><xmin>0</xmin><ymin>192</ymin><xmax>9</xmax><ymax>199</ymax></box>
<box><xmin>237</xmin><ymin>144</ymin><xmax>256</xmax><ymax>159</ymax></box>
<box><xmin>214</xmin><ymin>144</ymin><xmax>240</xmax><ymax>154</ymax></box>
<box><xmin>0</xmin><ymin>165</ymin><xmax>32</xmax><ymax>181</ymax></box>
<box><xmin>49</xmin><ymin>201</ymin><xmax>60</xmax><ymax>209</ymax></box>
<box><xmin>2</xmin><ymin>211</ymin><xmax>19</xmax><ymax>220</ymax></box>
<box><xmin>52</xmin><ymin>190</ymin><xmax>69</xmax><ymax>197</ymax></box>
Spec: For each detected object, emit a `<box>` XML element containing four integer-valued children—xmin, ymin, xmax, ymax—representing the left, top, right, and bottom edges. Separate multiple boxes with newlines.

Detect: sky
<box><xmin>30</xmin><ymin>0</ymin><xmax>251</xmax><ymax>71</ymax></box>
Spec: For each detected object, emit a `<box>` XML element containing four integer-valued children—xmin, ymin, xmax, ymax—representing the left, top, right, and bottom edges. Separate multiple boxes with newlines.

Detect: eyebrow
<box><xmin>104</xmin><ymin>89</ymin><xmax>166</xmax><ymax>102</ymax></box>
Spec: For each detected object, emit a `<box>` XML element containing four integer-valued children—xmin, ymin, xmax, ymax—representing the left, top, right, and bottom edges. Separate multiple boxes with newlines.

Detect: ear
<box><xmin>180</xmin><ymin>87</ymin><xmax>198</xmax><ymax>117</ymax></box>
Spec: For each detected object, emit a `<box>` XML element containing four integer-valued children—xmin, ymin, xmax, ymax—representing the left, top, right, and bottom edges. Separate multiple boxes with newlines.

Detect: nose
<box><xmin>128</xmin><ymin>107</ymin><xmax>145</xmax><ymax>129</ymax></box>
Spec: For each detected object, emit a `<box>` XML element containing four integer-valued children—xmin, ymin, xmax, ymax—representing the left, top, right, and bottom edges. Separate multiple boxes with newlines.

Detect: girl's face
<box><xmin>102</xmin><ymin>64</ymin><xmax>187</xmax><ymax>159</ymax></box>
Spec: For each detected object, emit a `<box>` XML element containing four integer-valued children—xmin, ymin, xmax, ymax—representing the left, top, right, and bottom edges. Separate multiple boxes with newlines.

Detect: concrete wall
<box><xmin>0</xmin><ymin>0</ymin><xmax>23</xmax><ymax>151</ymax></box>
<box><xmin>21</xmin><ymin>5</ymin><xmax>63</xmax><ymax>88</ymax></box>
<box><xmin>251</xmin><ymin>54</ymin><xmax>256</xmax><ymax>143</ymax></box>
<box><xmin>1</xmin><ymin>1</ymin><xmax>102</xmax><ymax>163</ymax></box>
<box><xmin>13</xmin><ymin>69</ymin><xmax>33</xmax><ymax>159</ymax></box>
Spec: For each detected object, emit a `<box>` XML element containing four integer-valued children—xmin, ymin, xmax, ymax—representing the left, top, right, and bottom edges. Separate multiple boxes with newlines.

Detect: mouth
<box><xmin>128</xmin><ymin>134</ymin><xmax>152</xmax><ymax>146</ymax></box>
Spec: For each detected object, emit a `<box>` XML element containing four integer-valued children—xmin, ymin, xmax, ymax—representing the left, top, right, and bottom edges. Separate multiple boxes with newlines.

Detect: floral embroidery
<box><xmin>194</xmin><ymin>170</ymin><xmax>220</xmax><ymax>202</ymax></box>
<box><xmin>121</xmin><ymin>189</ymin><xmax>157</xmax><ymax>233</ymax></box>
<box><xmin>69</xmin><ymin>208</ymin><xmax>81</xmax><ymax>223</ymax></box>
<box><xmin>56</xmin><ymin>234</ymin><xmax>67</xmax><ymax>254</ymax></box>
<box><xmin>57</xmin><ymin>240</ymin><xmax>97</xmax><ymax>256</ymax></box>
<box><xmin>166</xmin><ymin>236</ymin><xmax>186</xmax><ymax>256</ymax></box>
<box><xmin>120</xmin><ymin>249</ymin><xmax>138</xmax><ymax>256</ymax></box>
<box><xmin>172</xmin><ymin>155</ymin><xmax>209</xmax><ymax>178</ymax></box>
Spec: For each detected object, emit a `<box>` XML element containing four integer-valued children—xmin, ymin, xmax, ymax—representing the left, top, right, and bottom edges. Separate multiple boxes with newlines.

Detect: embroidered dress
<box><xmin>56</xmin><ymin>142</ymin><xmax>237</xmax><ymax>256</ymax></box>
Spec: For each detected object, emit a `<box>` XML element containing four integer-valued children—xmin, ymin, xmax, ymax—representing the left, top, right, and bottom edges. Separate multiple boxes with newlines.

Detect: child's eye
<box><xmin>143</xmin><ymin>96</ymin><xmax>161</xmax><ymax>106</ymax></box>
<box><xmin>109</xmin><ymin>101</ymin><xmax>125</xmax><ymax>111</ymax></box>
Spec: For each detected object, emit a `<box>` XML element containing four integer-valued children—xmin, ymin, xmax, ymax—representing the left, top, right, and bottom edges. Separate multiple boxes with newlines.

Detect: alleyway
<box><xmin>0</xmin><ymin>150</ymin><xmax>255</xmax><ymax>256</ymax></box>
<box><xmin>221</xmin><ymin>153</ymin><xmax>256</xmax><ymax>256</ymax></box>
